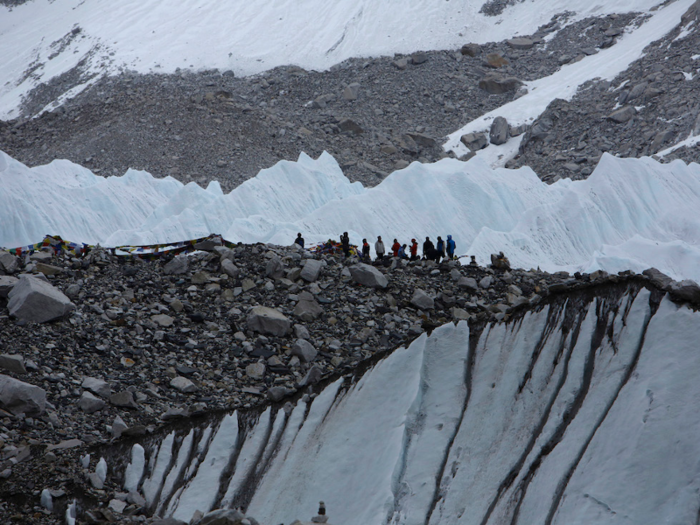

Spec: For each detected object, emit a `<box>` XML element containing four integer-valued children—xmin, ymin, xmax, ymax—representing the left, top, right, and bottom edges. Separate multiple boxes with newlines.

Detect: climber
<box><xmin>362</xmin><ymin>238</ymin><xmax>371</xmax><ymax>261</ymax></box>
<box><xmin>423</xmin><ymin>236</ymin><xmax>436</xmax><ymax>260</ymax></box>
<box><xmin>446</xmin><ymin>235</ymin><xmax>456</xmax><ymax>259</ymax></box>
<box><xmin>375</xmin><ymin>236</ymin><xmax>386</xmax><ymax>261</ymax></box>
<box><xmin>392</xmin><ymin>238</ymin><xmax>401</xmax><ymax>257</ymax></box>
<box><xmin>294</xmin><ymin>233</ymin><xmax>305</xmax><ymax>249</ymax></box>
<box><xmin>410</xmin><ymin>239</ymin><xmax>419</xmax><ymax>261</ymax></box>
<box><xmin>436</xmin><ymin>236</ymin><xmax>445</xmax><ymax>263</ymax></box>
<box><xmin>341</xmin><ymin>232</ymin><xmax>350</xmax><ymax>257</ymax></box>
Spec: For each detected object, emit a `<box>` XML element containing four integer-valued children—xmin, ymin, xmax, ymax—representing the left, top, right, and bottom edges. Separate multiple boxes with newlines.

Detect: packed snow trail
<box><xmin>0</xmin><ymin>0</ymin><xmax>673</xmax><ymax>119</ymax></box>
<box><xmin>115</xmin><ymin>283</ymin><xmax>700</xmax><ymax>524</ymax></box>
<box><xmin>3</xmin><ymin>150</ymin><xmax>700</xmax><ymax>283</ymax></box>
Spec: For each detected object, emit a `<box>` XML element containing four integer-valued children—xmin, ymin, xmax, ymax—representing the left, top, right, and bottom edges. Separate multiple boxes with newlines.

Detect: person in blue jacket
<box><xmin>294</xmin><ymin>233</ymin><xmax>305</xmax><ymax>248</ymax></box>
<box><xmin>446</xmin><ymin>235</ymin><xmax>456</xmax><ymax>259</ymax></box>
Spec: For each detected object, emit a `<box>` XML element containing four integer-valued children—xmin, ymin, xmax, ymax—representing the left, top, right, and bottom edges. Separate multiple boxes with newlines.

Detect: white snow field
<box><xmin>120</xmin><ymin>289</ymin><xmax>700</xmax><ymax>525</ymax></box>
<box><xmin>0</xmin><ymin>0</ymin><xmax>678</xmax><ymax>120</ymax></box>
<box><xmin>3</xmin><ymin>149</ymin><xmax>700</xmax><ymax>283</ymax></box>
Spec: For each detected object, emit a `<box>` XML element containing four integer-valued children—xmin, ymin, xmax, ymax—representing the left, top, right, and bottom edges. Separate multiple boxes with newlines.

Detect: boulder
<box><xmin>411</xmin><ymin>289</ymin><xmax>434</xmax><ymax>310</ymax></box>
<box><xmin>478</xmin><ymin>75</ymin><xmax>522</xmax><ymax>94</ymax></box>
<box><xmin>194</xmin><ymin>508</ymin><xmax>245</xmax><ymax>525</ymax></box>
<box><xmin>507</xmin><ymin>37</ymin><xmax>535</xmax><ymax>49</ymax></box>
<box><xmin>460</xmin><ymin>43</ymin><xmax>481</xmax><ymax>56</ymax></box>
<box><xmin>266</xmin><ymin>257</ymin><xmax>285</xmax><ymax>279</ymax></box>
<box><xmin>608</xmin><ymin>106</ymin><xmax>636</xmax><ymax>123</ymax></box>
<box><xmin>170</xmin><ymin>376</ymin><xmax>197</xmax><ymax>393</ymax></box>
<box><xmin>110</xmin><ymin>391</ymin><xmax>138</xmax><ymax>409</ymax></box>
<box><xmin>82</xmin><ymin>377</ymin><xmax>111</xmax><ymax>397</ymax></box>
<box><xmin>0</xmin><ymin>275</ymin><xmax>18</xmax><ymax>298</ymax></box>
<box><xmin>410</xmin><ymin>52</ymin><xmax>428</xmax><ymax>65</ymax></box>
<box><xmin>642</xmin><ymin>268</ymin><xmax>673</xmax><ymax>290</ymax></box>
<box><xmin>349</xmin><ymin>264</ymin><xmax>388</xmax><ymax>289</ymax></box>
<box><xmin>291</xmin><ymin>339</ymin><xmax>318</xmax><ymax>363</ymax></box>
<box><xmin>246</xmin><ymin>363</ymin><xmax>266</xmax><ymax>380</ymax></box>
<box><xmin>484</xmin><ymin>53</ymin><xmax>508</xmax><ymax>68</ymax></box>
<box><xmin>405</xmin><ymin>132</ymin><xmax>437</xmax><ymax>148</ymax></box>
<box><xmin>247</xmin><ymin>306</ymin><xmax>291</xmax><ymax>336</ymax></box>
<box><xmin>7</xmin><ymin>275</ymin><xmax>75</xmax><ymax>323</ymax></box>
<box><xmin>34</xmin><ymin>263</ymin><xmax>63</xmax><ymax>276</ymax></box>
<box><xmin>268</xmin><ymin>386</ymin><xmax>292</xmax><ymax>402</ymax></box>
<box><xmin>342</xmin><ymin>83</ymin><xmax>360</xmax><ymax>101</ymax></box>
<box><xmin>0</xmin><ymin>354</ymin><xmax>26</xmax><ymax>375</ymax></box>
<box><xmin>338</xmin><ymin>118</ymin><xmax>363</xmax><ymax>134</ymax></box>
<box><xmin>457</xmin><ymin>276</ymin><xmax>478</xmax><ymax>293</ymax></box>
<box><xmin>300</xmin><ymin>259</ymin><xmax>323</xmax><ymax>282</ymax></box>
<box><xmin>293</xmin><ymin>297</ymin><xmax>323</xmax><ymax>321</ymax></box>
<box><xmin>460</xmin><ymin>132</ymin><xmax>488</xmax><ymax>151</ymax></box>
<box><xmin>151</xmin><ymin>314</ymin><xmax>175</xmax><ymax>327</ymax></box>
<box><xmin>78</xmin><ymin>392</ymin><xmax>106</xmax><ymax>413</ymax></box>
<box><xmin>0</xmin><ymin>374</ymin><xmax>46</xmax><ymax>415</ymax></box>
<box><xmin>298</xmin><ymin>365</ymin><xmax>323</xmax><ymax>387</ymax></box>
<box><xmin>670</xmin><ymin>280</ymin><xmax>700</xmax><ymax>304</ymax></box>
<box><xmin>163</xmin><ymin>255</ymin><xmax>189</xmax><ymax>275</ymax></box>
<box><xmin>490</xmin><ymin>253</ymin><xmax>511</xmax><ymax>270</ymax></box>
<box><xmin>489</xmin><ymin>116</ymin><xmax>509</xmax><ymax>145</ymax></box>
<box><xmin>0</xmin><ymin>251</ymin><xmax>19</xmax><ymax>274</ymax></box>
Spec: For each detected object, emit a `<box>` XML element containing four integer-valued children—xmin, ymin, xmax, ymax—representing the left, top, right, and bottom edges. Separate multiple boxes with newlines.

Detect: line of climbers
<box><xmin>294</xmin><ymin>232</ymin><xmax>457</xmax><ymax>263</ymax></box>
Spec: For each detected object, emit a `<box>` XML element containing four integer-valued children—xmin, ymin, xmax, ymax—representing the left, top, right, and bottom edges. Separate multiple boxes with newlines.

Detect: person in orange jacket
<box><xmin>410</xmin><ymin>239</ymin><xmax>419</xmax><ymax>261</ymax></box>
<box><xmin>392</xmin><ymin>238</ymin><xmax>401</xmax><ymax>257</ymax></box>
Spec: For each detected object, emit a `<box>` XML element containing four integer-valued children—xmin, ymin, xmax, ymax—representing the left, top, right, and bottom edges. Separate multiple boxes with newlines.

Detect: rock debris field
<box><xmin>2</xmin><ymin>240</ymin><xmax>700</xmax><ymax>523</ymax></box>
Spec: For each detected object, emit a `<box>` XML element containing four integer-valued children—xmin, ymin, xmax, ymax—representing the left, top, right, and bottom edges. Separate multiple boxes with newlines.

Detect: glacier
<box><xmin>3</xmin><ymin>150</ymin><xmax>700</xmax><ymax>283</ymax></box>
<box><xmin>113</xmin><ymin>282</ymin><xmax>700</xmax><ymax>525</ymax></box>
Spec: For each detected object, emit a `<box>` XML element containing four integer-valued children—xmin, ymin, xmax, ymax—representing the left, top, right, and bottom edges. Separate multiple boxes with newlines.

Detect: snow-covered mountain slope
<box><xmin>444</xmin><ymin>0</ymin><xmax>697</xmax><ymax>162</ymax></box>
<box><xmin>0</xmin><ymin>0</ymin><xmax>673</xmax><ymax>120</ymax></box>
<box><xmin>3</xmin><ymin>149</ymin><xmax>700</xmax><ymax>283</ymax></box>
<box><xmin>116</xmin><ymin>284</ymin><xmax>700</xmax><ymax>525</ymax></box>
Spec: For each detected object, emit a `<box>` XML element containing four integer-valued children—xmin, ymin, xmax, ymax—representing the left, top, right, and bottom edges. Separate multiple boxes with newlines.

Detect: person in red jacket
<box><xmin>392</xmin><ymin>239</ymin><xmax>401</xmax><ymax>257</ymax></box>
<box><xmin>410</xmin><ymin>239</ymin><xmax>419</xmax><ymax>261</ymax></box>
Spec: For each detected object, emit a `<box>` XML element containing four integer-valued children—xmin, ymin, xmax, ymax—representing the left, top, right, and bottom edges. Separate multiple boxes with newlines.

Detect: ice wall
<box><xmin>3</xmin><ymin>150</ymin><xmax>700</xmax><ymax>283</ymax></box>
<box><xmin>117</xmin><ymin>283</ymin><xmax>700</xmax><ymax>525</ymax></box>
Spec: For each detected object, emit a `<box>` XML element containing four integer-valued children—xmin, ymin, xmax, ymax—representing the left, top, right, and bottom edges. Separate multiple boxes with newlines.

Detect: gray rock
<box><xmin>311</xmin><ymin>94</ymin><xmax>334</xmax><ymax>109</ymax></box>
<box><xmin>111</xmin><ymin>415</ymin><xmax>127</xmax><ymax>439</ymax></box>
<box><xmin>291</xmin><ymin>339</ymin><xmax>318</xmax><ymax>363</ymax></box>
<box><xmin>643</xmin><ymin>268</ymin><xmax>673</xmax><ymax>290</ymax></box>
<box><xmin>342</xmin><ymin>83</ymin><xmax>360</xmax><ymax>101</ymax></box>
<box><xmin>460</xmin><ymin>132</ymin><xmax>488</xmax><ymax>151</ymax></box>
<box><xmin>405</xmin><ymin>132</ymin><xmax>437</xmax><ymax>148</ymax></box>
<box><xmin>82</xmin><ymin>377</ymin><xmax>111</xmax><ymax>397</ymax></box>
<box><xmin>265</xmin><ymin>257</ymin><xmax>285</xmax><ymax>279</ymax></box>
<box><xmin>163</xmin><ymin>255</ymin><xmax>189</xmax><ymax>275</ymax></box>
<box><xmin>0</xmin><ymin>251</ymin><xmax>19</xmax><ymax>274</ymax></box>
<box><xmin>300</xmin><ymin>259</ymin><xmax>323</xmax><ymax>282</ymax></box>
<box><xmin>650</xmin><ymin>129</ymin><xmax>674</xmax><ymax>153</ymax></box>
<box><xmin>490</xmin><ymin>253</ymin><xmax>511</xmax><ymax>270</ymax></box>
<box><xmin>484</xmin><ymin>52</ymin><xmax>508</xmax><ymax>68</ymax></box>
<box><xmin>0</xmin><ymin>374</ymin><xmax>46</xmax><ymax>416</ymax></box>
<box><xmin>191</xmin><ymin>271</ymin><xmax>211</xmax><ymax>284</ymax></box>
<box><xmin>294</xmin><ymin>324</ymin><xmax>311</xmax><ymax>339</ymax></box>
<box><xmin>247</xmin><ymin>306</ymin><xmax>291</xmax><ymax>336</ymax></box>
<box><xmin>34</xmin><ymin>262</ymin><xmax>62</xmax><ymax>276</ymax></box>
<box><xmin>410</xmin><ymin>52</ymin><xmax>428</xmax><ymax>65</ymax></box>
<box><xmin>246</xmin><ymin>362</ymin><xmax>266</xmax><ymax>380</ymax></box>
<box><xmin>7</xmin><ymin>275</ymin><xmax>75</xmax><ymax>323</ymax></box>
<box><xmin>151</xmin><ymin>314</ymin><xmax>175</xmax><ymax>327</ymax></box>
<box><xmin>338</xmin><ymin>118</ymin><xmax>363</xmax><ymax>134</ymax></box>
<box><xmin>293</xmin><ymin>295</ymin><xmax>323</xmax><ymax>321</ymax></box>
<box><xmin>78</xmin><ymin>392</ymin><xmax>106</xmax><ymax>413</ymax></box>
<box><xmin>457</xmin><ymin>276</ymin><xmax>478</xmax><ymax>292</ymax></box>
<box><xmin>451</xmin><ymin>308</ymin><xmax>471</xmax><ymax>321</ymax></box>
<box><xmin>393</xmin><ymin>58</ymin><xmax>409</xmax><ymax>70</ymax></box>
<box><xmin>349</xmin><ymin>263</ymin><xmax>388</xmax><ymax>288</ymax></box>
<box><xmin>194</xmin><ymin>508</ymin><xmax>245</xmax><ymax>525</ymax></box>
<box><xmin>110</xmin><ymin>391</ymin><xmax>138</xmax><ymax>409</ymax></box>
<box><xmin>478</xmin><ymin>75</ymin><xmax>522</xmax><ymax>94</ymax></box>
<box><xmin>489</xmin><ymin>116</ymin><xmax>509</xmax><ymax>145</ymax></box>
<box><xmin>0</xmin><ymin>354</ymin><xmax>26</xmax><ymax>375</ymax></box>
<box><xmin>411</xmin><ymin>289</ymin><xmax>434</xmax><ymax>310</ymax></box>
<box><xmin>268</xmin><ymin>386</ymin><xmax>292</xmax><ymax>402</ymax></box>
<box><xmin>460</xmin><ymin>43</ymin><xmax>481</xmax><ymax>56</ymax></box>
<box><xmin>479</xmin><ymin>276</ymin><xmax>494</xmax><ymax>288</ymax></box>
<box><xmin>608</xmin><ymin>106</ymin><xmax>636</xmax><ymax>123</ymax></box>
<box><xmin>670</xmin><ymin>280</ymin><xmax>700</xmax><ymax>303</ymax></box>
<box><xmin>170</xmin><ymin>376</ymin><xmax>197</xmax><ymax>393</ymax></box>
<box><xmin>0</xmin><ymin>275</ymin><xmax>18</xmax><ymax>298</ymax></box>
<box><xmin>298</xmin><ymin>365</ymin><xmax>323</xmax><ymax>387</ymax></box>
<box><xmin>507</xmin><ymin>37</ymin><xmax>534</xmax><ymax>49</ymax></box>
<box><xmin>29</xmin><ymin>251</ymin><xmax>52</xmax><ymax>263</ymax></box>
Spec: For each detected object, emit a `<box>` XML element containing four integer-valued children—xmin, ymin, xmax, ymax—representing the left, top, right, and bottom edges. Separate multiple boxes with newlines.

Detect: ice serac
<box><xmin>3</xmin><ymin>150</ymin><xmax>700</xmax><ymax>283</ymax></box>
<box><xmin>115</xmin><ymin>282</ymin><xmax>700</xmax><ymax>525</ymax></box>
